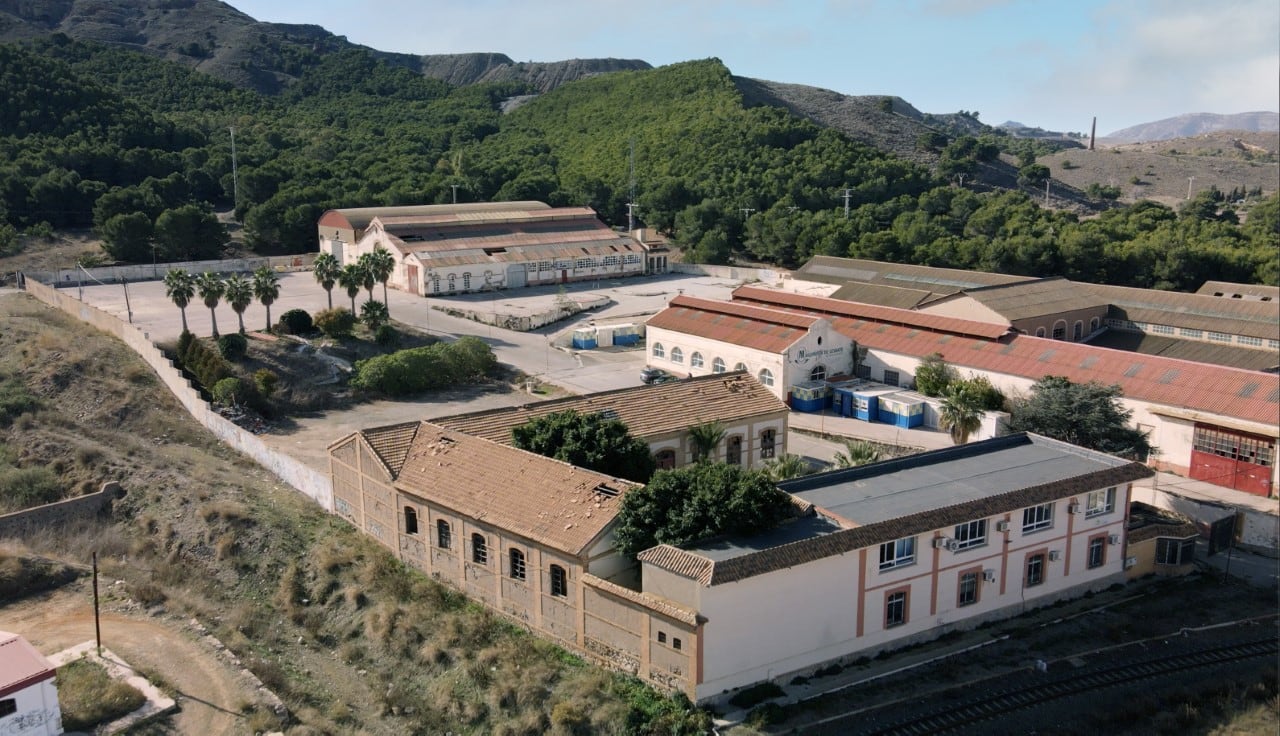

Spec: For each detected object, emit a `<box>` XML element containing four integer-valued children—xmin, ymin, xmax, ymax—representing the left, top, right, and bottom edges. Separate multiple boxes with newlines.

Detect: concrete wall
<box><xmin>1131</xmin><ymin>483</ymin><xmax>1280</xmax><ymax>552</ymax></box>
<box><xmin>670</xmin><ymin>263</ymin><xmax>782</xmax><ymax>283</ymax></box>
<box><xmin>21</xmin><ymin>278</ymin><xmax>333</xmax><ymax>512</ymax></box>
<box><xmin>29</xmin><ymin>254</ymin><xmax>316</xmax><ymax>287</ymax></box>
<box><xmin>0</xmin><ymin>677</ymin><xmax>61</xmax><ymax>736</ymax></box>
<box><xmin>0</xmin><ymin>483</ymin><xmax>124</xmax><ymax>539</ymax></box>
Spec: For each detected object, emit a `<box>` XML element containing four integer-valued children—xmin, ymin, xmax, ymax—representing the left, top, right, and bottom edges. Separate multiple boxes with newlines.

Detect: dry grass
<box><xmin>56</xmin><ymin>658</ymin><xmax>146</xmax><ymax>732</ymax></box>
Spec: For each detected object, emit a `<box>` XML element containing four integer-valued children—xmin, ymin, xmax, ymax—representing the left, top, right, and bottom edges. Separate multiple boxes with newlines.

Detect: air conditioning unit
<box><xmin>1067</xmin><ymin>503</ymin><xmax>1082</xmax><ymax>515</ymax></box>
<box><xmin>944</xmin><ymin>539</ymin><xmax>961</xmax><ymax>552</ymax></box>
<box><xmin>1124</xmin><ymin>556</ymin><xmax>1137</xmax><ymax>569</ymax></box>
<box><xmin>1108</xmin><ymin>534</ymin><xmax>1121</xmax><ymax>546</ymax></box>
<box><xmin>932</xmin><ymin>537</ymin><xmax>951</xmax><ymax>549</ymax></box>
<box><xmin>982</xmin><ymin>569</ymin><xmax>997</xmax><ymax>583</ymax></box>
<box><xmin>1048</xmin><ymin>550</ymin><xmax>1061</xmax><ymax>561</ymax></box>
<box><xmin>995</xmin><ymin>520</ymin><xmax>1010</xmax><ymax>533</ymax></box>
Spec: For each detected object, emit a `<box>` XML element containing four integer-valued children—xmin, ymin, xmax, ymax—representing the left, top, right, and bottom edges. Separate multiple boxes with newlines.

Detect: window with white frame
<box><xmin>1238</xmin><ymin>335</ymin><xmax>1262</xmax><ymax>347</ymax></box>
<box><xmin>758</xmin><ymin>368</ymin><xmax>774</xmax><ymax>386</ymax></box>
<box><xmin>1087</xmin><ymin>537</ymin><xmax>1105</xmax><ymax>569</ymax></box>
<box><xmin>1025</xmin><ymin>553</ymin><xmax>1045</xmax><ymax>586</ymax></box>
<box><xmin>734</xmin><ymin>362</ymin><xmax>747</xmax><ymax>372</ymax></box>
<box><xmin>1022</xmin><ymin>503</ymin><xmax>1054</xmax><ymax>533</ymax></box>
<box><xmin>653</xmin><ymin>343</ymin><xmax>665</xmax><ymax>359</ymax></box>
<box><xmin>690</xmin><ymin>352</ymin><xmax>704</xmax><ymax>368</ymax></box>
<box><xmin>885</xmin><ymin>590</ymin><xmax>907</xmax><ymax>627</ymax></box>
<box><xmin>1035</xmin><ymin>327</ymin><xmax>1046</xmax><ymax>337</ymax></box>
<box><xmin>1085</xmin><ymin>487</ymin><xmax>1116</xmax><ymax>517</ymax></box>
<box><xmin>958</xmin><ymin>571</ymin><xmax>979</xmax><ymax>606</ymax></box>
<box><xmin>671</xmin><ymin>347</ymin><xmax>684</xmax><ymax>364</ymax></box>
<box><xmin>1151</xmin><ymin>324</ymin><xmax>1175</xmax><ymax>335</ymax></box>
<box><xmin>953</xmin><ymin>519</ymin><xmax>987</xmax><ymax>550</ymax></box>
<box><xmin>879</xmin><ymin>537</ymin><xmax>916</xmax><ymax>571</ymax></box>
<box><xmin>1208</xmin><ymin>331</ymin><xmax>1231</xmax><ymax>342</ymax></box>
<box><xmin>1155</xmin><ymin>537</ymin><xmax>1195</xmax><ymax>566</ymax></box>
<box><xmin>810</xmin><ymin>365</ymin><xmax>827</xmax><ymax>381</ymax></box>
<box><xmin>712</xmin><ymin>357</ymin><xmax>726</xmax><ymax>373</ymax></box>
<box><xmin>1181</xmin><ymin>328</ymin><xmax>1203</xmax><ymax>338</ymax></box>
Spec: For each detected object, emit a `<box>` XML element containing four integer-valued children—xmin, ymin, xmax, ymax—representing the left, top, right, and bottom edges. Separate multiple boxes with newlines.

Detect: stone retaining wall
<box><xmin>0</xmin><ymin>482</ymin><xmax>124</xmax><ymax>538</ymax></box>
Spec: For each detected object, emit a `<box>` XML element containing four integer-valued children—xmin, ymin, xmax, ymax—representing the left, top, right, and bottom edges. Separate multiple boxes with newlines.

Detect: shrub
<box><xmin>180</xmin><ymin>336</ymin><xmax>230</xmax><ymax>390</ymax></box>
<box><xmin>253</xmin><ymin>368</ymin><xmax>278</xmax><ymax>398</ymax></box>
<box><xmin>217</xmin><ymin>332</ymin><xmax>248</xmax><ymax>361</ymax></box>
<box><xmin>375</xmin><ymin>324</ymin><xmax>400</xmax><ymax>349</ymax></box>
<box><xmin>0</xmin><ymin>378</ymin><xmax>40</xmax><ymax>427</ymax></box>
<box><xmin>954</xmin><ymin>375</ymin><xmax>1005</xmax><ymax>410</ymax></box>
<box><xmin>914</xmin><ymin>353</ymin><xmax>957</xmax><ymax>396</ymax></box>
<box><xmin>350</xmin><ymin>338</ymin><xmax>495</xmax><ymax>396</ymax></box>
<box><xmin>314</xmin><ymin>307</ymin><xmax>356</xmax><ymax>339</ymax></box>
<box><xmin>0</xmin><ymin>466</ymin><xmax>63</xmax><ymax>513</ymax></box>
<box><xmin>211</xmin><ymin>377</ymin><xmax>245</xmax><ymax>407</ymax></box>
<box><xmin>278</xmin><ymin>308</ymin><xmax>314</xmax><ymax>335</ymax></box>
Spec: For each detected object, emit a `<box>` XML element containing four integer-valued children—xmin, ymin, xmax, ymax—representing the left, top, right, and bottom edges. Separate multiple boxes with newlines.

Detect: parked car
<box><xmin>640</xmin><ymin>367</ymin><xmax>672</xmax><ymax>384</ymax></box>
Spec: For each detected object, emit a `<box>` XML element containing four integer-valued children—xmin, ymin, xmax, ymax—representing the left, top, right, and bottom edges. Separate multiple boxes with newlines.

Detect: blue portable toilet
<box><xmin>831</xmin><ymin>382</ymin><xmax>860</xmax><ymax>418</ymax></box>
<box><xmin>612</xmin><ymin>323</ymin><xmax>642</xmax><ymax>346</ymax></box>
<box><xmin>790</xmin><ymin>380</ymin><xmax>831</xmax><ymax>412</ymax></box>
<box><xmin>571</xmin><ymin>328</ymin><xmax>597</xmax><ymax>350</ymax></box>
<box><xmin>878</xmin><ymin>392</ymin><xmax>925</xmax><ymax>428</ymax></box>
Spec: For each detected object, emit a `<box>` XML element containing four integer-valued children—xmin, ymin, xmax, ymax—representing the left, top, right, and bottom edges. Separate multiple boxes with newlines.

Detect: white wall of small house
<box><xmin>644</xmin><ymin>327</ymin><xmax>787</xmax><ymax>396</ymax></box>
<box><xmin>0</xmin><ymin>679</ymin><xmax>62</xmax><ymax>736</ymax></box>
<box><xmin>675</xmin><ymin>484</ymin><xmax>1130</xmax><ymax>698</ymax></box>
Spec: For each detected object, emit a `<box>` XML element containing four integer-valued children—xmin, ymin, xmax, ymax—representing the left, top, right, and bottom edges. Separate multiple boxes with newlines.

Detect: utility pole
<box><xmin>93</xmin><ymin>551</ymin><xmax>102</xmax><ymax>655</ymax></box>
<box><xmin>229</xmin><ymin>126</ymin><xmax>239</xmax><ymax>214</ymax></box>
<box><xmin>626</xmin><ymin>202</ymin><xmax>640</xmax><ymax>233</ymax></box>
<box><xmin>450</xmin><ymin>184</ymin><xmax>460</xmax><ymax>204</ymax></box>
<box><xmin>1187</xmin><ymin>176</ymin><xmax>1196</xmax><ymax>200</ymax></box>
<box><xmin>739</xmin><ymin>207</ymin><xmax>755</xmax><ymax>218</ymax></box>
<box><xmin>840</xmin><ymin>188</ymin><xmax>853</xmax><ymax>219</ymax></box>
<box><xmin>1044</xmin><ymin>179</ymin><xmax>1051</xmax><ymax>206</ymax></box>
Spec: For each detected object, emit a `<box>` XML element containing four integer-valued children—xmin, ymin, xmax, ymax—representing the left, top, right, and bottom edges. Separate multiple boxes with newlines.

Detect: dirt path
<box><xmin>0</xmin><ymin>583</ymin><xmax>262</xmax><ymax>735</ymax></box>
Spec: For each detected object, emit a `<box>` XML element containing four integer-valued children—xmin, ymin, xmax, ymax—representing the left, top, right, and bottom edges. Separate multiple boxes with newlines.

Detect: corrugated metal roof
<box><xmin>1086</xmin><ymin>330</ymin><xmax>1280</xmax><ymax>372</ymax></box>
<box><xmin>1196</xmin><ymin>281</ymin><xmax>1280</xmax><ymax>301</ymax></box>
<box><xmin>647</xmin><ymin>296</ymin><xmax>819</xmax><ymax>353</ymax></box>
<box><xmin>936</xmin><ymin>277</ymin><xmax>1108</xmax><ymax>322</ymax></box>
<box><xmin>391</xmin><ymin>424</ymin><xmax>638</xmax><ymax>556</ymax></box>
<box><xmin>796</xmin><ymin>255</ymin><xmax>1032</xmax><ymax>291</ymax></box>
<box><xmin>0</xmin><ymin>631</ymin><xmax>55</xmax><ymax>699</ymax></box>
<box><xmin>321</xmin><ymin>201</ymin><xmax>551</xmax><ymax>231</ymax></box>
<box><xmin>1092</xmin><ymin>283</ymin><xmax>1279</xmax><ymax>340</ymax></box>
<box><xmin>434</xmin><ymin>373</ymin><xmax>787</xmax><ymax>444</ymax></box>
<box><xmin>829</xmin><ymin>281</ymin><xmax>935</xmax><ymax>309</ymax></box>
<box><xmin>732</xmin><ymin>285</ymin><xmax>1012</xmax><ymax>340</ymax></box>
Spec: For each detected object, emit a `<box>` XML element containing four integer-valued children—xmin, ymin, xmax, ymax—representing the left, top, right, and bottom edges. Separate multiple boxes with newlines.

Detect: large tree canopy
<box><xmin>613</xmin><ymin>463</ymin><xmax>795</xmax><ymax>559</ymax></box>
<box><xmin>510</xmin><ymin>410</ymin><xmax>656</xmax><ymax>484</ymax></box>
<box><xmin>1007</xmin><ymin>376</ymin><xmax>1152</xmax><ymax>460</ymax></box>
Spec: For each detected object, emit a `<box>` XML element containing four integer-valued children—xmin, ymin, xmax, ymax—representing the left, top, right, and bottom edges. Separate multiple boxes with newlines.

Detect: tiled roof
<box><xmin>646</xmin><ymin>295</ymin><xmax>820</xmax><ymax>353</ymax></box>
<box><xmin>732</xmin><ymin>285</ymin><xmax>1012</xmax><ymax>340</ymax></box>
<box><xmin>0</xmin><ymin>631</ymin><xmax>54</xmax><ymax>699</ymax></box>
<box><xmin>356</xmin><ymin>421</ymin><xmax>421</xmax><ymax>478</ymax></box>
<box><xmin>582</xmin><ymin>574</ymin><xmax>702</xmax><ymax>626</ymax></box>
<box><xmin>434</xmin><ymin>372</ymin><xmax>787</xmax><ymax>444</ymax></box>
<box><xmin>392</xmin><ymin>423</ymin><xmax>638</xmax><ymax>556</ymax></box>
<box><xmin>929</xmin><ymin>277</ymin><xmax>1109</xmax><ymax>322</ymax></box>
<box><xmin>320</xmin><ymin>201</ymin><xmax>550</xmax><ymax>231</ymax></box>
<box><xmin>640</xmin><ymin>434</ymin><xmax>1153</xmax><ymax>586</ymax></box>
<box><xmin>1127</xmin><ymin>519</ymin><xmax>1199</xmax><ymax>544</ymax></box>
<box><xmin>1085</xmin><ymin>330</ymin><xmax>1280</xmax><ymax>372</ymax></box>
<box><xmin>796</xmin><ymin>255</ymin><xmax>1032</xmax><ymax>291</ymax></box>
<box><xmin>1091</xmin><ymin>283</ymin><xmax>1279</xmax><ymax>340</ymax></box>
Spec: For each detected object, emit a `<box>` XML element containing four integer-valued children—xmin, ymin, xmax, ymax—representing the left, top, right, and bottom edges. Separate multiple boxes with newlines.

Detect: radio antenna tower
<box><xmin>626</xmin><ymin>139</ymin><xmax>638</xmax><ymax>233</ymax></box>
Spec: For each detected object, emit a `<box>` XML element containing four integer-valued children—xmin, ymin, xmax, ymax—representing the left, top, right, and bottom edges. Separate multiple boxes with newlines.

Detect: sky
<box><xmin>228</xmin><ymin>0</ymin><xmax>1279</xmax><ymax>136</ymax></box>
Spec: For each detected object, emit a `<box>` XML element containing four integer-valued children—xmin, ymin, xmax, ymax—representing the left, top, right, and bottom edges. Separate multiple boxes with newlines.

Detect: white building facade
<box><xmin>0</xmin><ymin>632</ymin><xmax>62</xmax><ymax>736</ymax></box>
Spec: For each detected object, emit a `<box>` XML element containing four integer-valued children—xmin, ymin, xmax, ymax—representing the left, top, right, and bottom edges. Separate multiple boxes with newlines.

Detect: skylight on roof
<box><xmin>1038</xmin><ymin>349</ymin><xmax>1056</xmax><ymax>362</ymax></box>
<box><xmin>1238</xmin><ymin>383</ymin><xmax>1260</xmax><ymax>399</ymax></box>
<box><xmin>593</xmin><ymin>483</ymin><xmax>622</xmax><ymax>498</ymax></box>
<box><xmin>1123</xmin><ymin>363</ymin><xmax>1144</xmax><ymax>377</ymax></box>
<box><xmin>1080</xmin><ymin>356</ymin><xmax>1099</xmax><ymax>369</ymax></box>
<box><xmin>1158</xmin><ymin>369</ymin><xmax>1180</xmax><ymax>384</ymax></box>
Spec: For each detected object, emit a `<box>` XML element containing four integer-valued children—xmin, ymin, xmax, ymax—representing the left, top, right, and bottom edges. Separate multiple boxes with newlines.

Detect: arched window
<box><xmin>403</xmin><ymin>507</ymin><xmax>418</xmax><ymax>535</ymax></box>
<box><xmin>760</xmin><ymin>429</ymin><xmax>776</xmax><ymax>459</ymax></box>
<box><xmin>1090</xmin><ymin>317</ymin><xmax>1100</xmax><ymax>332</ymax></box>
<box><xmin>655</xmin><ymin>449</ymin><xmax>676</xmax><ymax>469</ymax></box>
<box><xmin>671</xmin><ymin>347</ymin><xmax>684</xmax><ymax>364</ymax></box>
<box><xmin>431</xmin><ymin>274</ymin><xmax>440</xmax><ymax>294</ymax></box>
<box><xmin>462</xmin><ymin>272</ymin><xmax>472</xmax><ymax>290</ymax></box>
<box><xmin>652</xmin><ymin>342</ymin><xmax>665</xmax><ymax>359</ymax></box>
<box><xmin>471</xmin><ymin>533</ymin><xmax>488</xmax><ymax>565</ymax></box>
<box><xmin>726</xmin><ymin>435</ymin><xmax>743</xmax><ymax>465</ymax></box>
<box><xmin>810</xmin><ymin>365</ymin><xmax>826</xmax><ymax>381</ymax></box>
<box><xmin>1052</xmin><ymin>320</ymin><xmax>1067</xmax><ymax>340</ymax></box>
<box><xmin>734</xmin><ymin>362</ymin><xmax>747</xmax><ymax>373</ymax></box>
<box><xmin>1072</xmin><ymin>321</ymin><xmax>1084</xmax><ymax>341</ymax></box>
<box><xmin>436</xmin><ymin>519</ymin><xmax>452</xmax><ymax>549</ymax></box>
<box><xmin>509</xmin><ymin>548</ymin><xmax>527</xmax><ymax>580</ymax></box>
<box><xmin>1035</xmin><ymin>326</ymin><xmax>1046</xmax><ymax>338</ymax></box>
<box><xmin>690</xmin><ymin>352</ymin><xmax>704</xmax><ymax>368</ymax></box>
<box><xmin>447</xmin><ymin>273</ymin><xmax>456</xmax><ymax>291</ymax></box>
<box><xmin>550</xmin><ymin>564</ymin><xmax>568</xmax><ymax>597</ymax></box>
<box><xmin>758</xmin><ymin>368</ymin><xmax>774</xmax><ymax>386</ymax></box>
<box><xmin>712</xmin><ymin>357</ymin><xmax>726</xmax><ymax>373</ymax></box>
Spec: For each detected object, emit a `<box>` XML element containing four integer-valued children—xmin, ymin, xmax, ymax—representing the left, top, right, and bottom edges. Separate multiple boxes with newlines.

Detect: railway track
<box><xmin>856</xmin><ymin>635</ymin><xmax>1278</xmax><ymax>735</ymax></box>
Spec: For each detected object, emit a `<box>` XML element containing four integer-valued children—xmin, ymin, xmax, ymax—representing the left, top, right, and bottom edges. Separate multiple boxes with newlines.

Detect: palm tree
<box><xmin>338</xmin><ymin>264</ymin><xmax>364</xmax><ymax>313</ymax></box>
<box><xmin>687</xmin><ymin>421</ymin><xmax>727</xmax><ymax>463</ymax></box>
<box><xmin>252</xmin><ymin>266</ymin><xmax>281</xmax><ymax>332</ymax></box>
<box><xmin>834</xmin><ymin>440</ymin><xmax>881</xmax><ymax>468</ymax></box>
<box><xmin>163</xmin><ymin>269</ymin><xmax>195</xmax><ymax>334</ymax></box>
<box><xmin>360</xmin><ymin>300</ymin><xmax>390</xmax><ymax>332</ymax></box>
<box><xmin>365</xmin><ymin>247</ymin><xmax>396</xmax><ymax>316</ymax></box>
<box><xmin>939</xmin><ymin>386</ymin><xmax>985</xmax><ymax>445</ymax></box>
<box><xmin>223</xmin><ymin>273</ymin><xmax>253</xmax><ymax>335</ymax></box>
<box><xmin>355</xmin><ymin>253</ymin><xmax>377</xmax><ymax>303</ymax></box>
<box><xmin>194</xmin><ymin>272</ymin><xmax>225</xmax><ymax>338</ymax></box>
<box><xmin>765</xmin><ymin>454</ymin><xmax>810</xmax><ymax>481</ymax></box>
<box><xmin>312</xmin><ymin>252</ymin><xmax>341</xmax><ymax>309</ymax></box>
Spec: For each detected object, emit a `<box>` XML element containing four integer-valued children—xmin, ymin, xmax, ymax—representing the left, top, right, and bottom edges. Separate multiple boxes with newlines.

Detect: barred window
<box><xmin>1237</xmin><ymin>335</ymin><xmax>1262</xmax><ymax>346</ymax></box>
<box><xmin>1193</xmin><ymin>426</ymin><xmax>1273</xmax><ymax>467</ymax></box>
<box><xmin>1208</xmin><ymin>331</ymin><xmax>1231</xmax><ymax>342</ymax></box>
<box><xmin>1151</xmin><ymin>324</ymin><xmax>1175</xmax><ymax>335</ymax></box>
<box><xmin>1180</xmin><ymin>328</ymin><xmax>1203</xmax><ymax>338</ymax></box>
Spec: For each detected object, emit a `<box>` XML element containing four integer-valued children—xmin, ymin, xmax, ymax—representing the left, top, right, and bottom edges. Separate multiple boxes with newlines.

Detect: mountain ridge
<box><xmin>1105</xmin><ymin>112</ymin><xmax>1279</xmax><ymax>143</ymax></box>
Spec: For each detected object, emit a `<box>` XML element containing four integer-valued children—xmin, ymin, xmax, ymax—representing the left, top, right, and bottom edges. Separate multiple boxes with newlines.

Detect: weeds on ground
<box><xmin>57</xmin><ymin>658</ymin><xmax>146</xmax><ymax>732</ymax></box>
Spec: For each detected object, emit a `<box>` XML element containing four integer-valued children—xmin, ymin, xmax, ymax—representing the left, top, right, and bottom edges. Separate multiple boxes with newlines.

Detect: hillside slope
<box><xmin>1105</xmin><ymin>112</ymin><xmax>1279</xmax><ymax>143</ymax></box>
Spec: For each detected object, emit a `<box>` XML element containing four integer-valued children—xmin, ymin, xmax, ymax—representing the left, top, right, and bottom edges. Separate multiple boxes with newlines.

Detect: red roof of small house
<box><xmin>646</xmin><ymin>295</ymin><xmax>820</xmax><ymax>353</ymax></box>
<box><xmin>0</xmin><ymin>631</ymin><xmax>55</xmax><ymax>699</ymax></box>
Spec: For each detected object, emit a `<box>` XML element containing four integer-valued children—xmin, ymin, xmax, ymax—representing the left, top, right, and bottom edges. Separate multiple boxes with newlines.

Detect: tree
<box><xmin>338</xmin><ymin>264</ymin><xmax>364</xmax><ymax>312</ymax></box>
<box><xmin>360</xmin><ymin>299</ymin><xmax>389</xmax><ymax>331</ymax></box>
<box><xmin>223</xmin><ymin>273</ymin><xmax>253</xmax><ymax>334</ymax></box>
<box><xmin>312</xmin><ymin>252</ymin><xmax>341</xmax><ymax>309</ymax></box>
<box><xmin>687</xmin><ymin>421</ymin><xmax>726</xmax><ymax>463</ymax></box>
<box><xmin>834</xmin><ymin>440</ymin><xmax>881</xmax><ymax>467</ymax></box>
<box><xmin>99</xmin><ymin>211</ymin><xmax>153</xmax><ymax>263</ymax></box>
<box><xmin>355</xmin><ymin>253</ymin><xmax>377</xmax><ymax>302</ymax></box>
<box><xmin>939</xmin><ymin>384</ymin><xmax>985</xmax><ymax>445</ymax></box>
<box><xmin>163</xmin><ymin>268</ymin><xmax>195</xmax><ymax>334</ymax></box>
<box><xmin>1007</xmin><ymin>376</ymin><xmax>1152</xmax><ymax>460</ymax></box>
<box><xmin>511</xmin><ymin>410</ymin><xmax>656</xmax><ymax>484</ymax></box>
<box><xmin>913</xmin><ymin>353</ymin><xmax>957</xmax><ymax>397</ymax></box>
<box><xmin>765</xmin><ymin>454</ymin><xmax>811</xmax><ymax>481</ymax></box>
<box><xmin>195</xmin><ymin>272</ymin><xmax>225</xmax><ymax>338</ymax></box>
<box><xmin>364</xmin><ymin>247</ymin><xmax>396</xmax><ymax>315</ymax></box>
<box><xmin>613</xmin><ymin>463</ymin><xmax>795</xmax><ymax>559</ymax></box>
<box><xmin>153</xmin><ymin>203</ymin><xmax>226</xmax><ymax>262</ymax></box>
<box><xmin>252</xmin><ymin>266</ymin><xmax>281</xmax><ymax>332</ymax></box>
